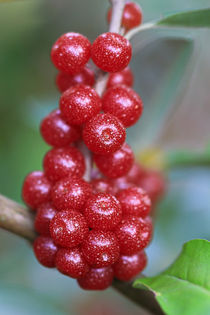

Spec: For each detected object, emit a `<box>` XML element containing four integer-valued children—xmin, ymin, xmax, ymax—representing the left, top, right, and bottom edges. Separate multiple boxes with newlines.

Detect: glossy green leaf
<box><xmin>134</xmin><ymin>239</ymin><xmax>210</xmax><ymax>315</ymax></box>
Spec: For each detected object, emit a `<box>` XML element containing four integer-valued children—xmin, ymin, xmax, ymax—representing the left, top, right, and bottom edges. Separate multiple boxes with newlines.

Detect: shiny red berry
<box><xmin>117</xmin><ymin>187</ymin><xmax>151</xmax><ymax>218</ymax></box>
<box><xmin>56</xmin><ymin>247</ymin><xmax>89</xmax><ymax>279</ymax></box>
<box><xmin>111</xmin><ymin>176</ymin><xmax>135</xmax><ymax>194</ymax></box>
<box><xmin>22</xmin><ymin>171</ymin><xmax>51</xmax><ymax>209</ymax></box>
<box><xmin>82</xmin><ymin>230</ymin><xmax>120</xmax><ymax>267</ymax></box>
<box><xmin>84</xmin><ymin>193</ymin><xmax>122</xmax><ymax>231</ymax></box>
<box><xmin>51</xmin><ymin>32</ymin><xmax>91</xmax><ymax>75</ymax></box>
<box><xmin>56</xmin><ymin>67</ymin><xmax>95</xmax><ymax>93</ymax></box>
<box><xmin>126</xmin><ymin>162</ymin><xmax>145</xmax><ymax>184</ymax></box>
<box><xmin>107</xmin><ymin>67</ymin><xmax>133</xmax><ymax>88</ymax></box>
<box><xmin>52</xmin><ymin>176</ymin><xmax>92</xmax><ymax>211</ymax></box>
<box><xmin>43</xmin><ymin>146</ymin><xmax>85</xmax><ymax>182</ymax></box>
<box><xmin>102</xmin><ymin>85</ymin><xmax>143</xmax><ymax>127</ymax></box>
<box><xmin>50</xmin><ymin>210</ymin><xmax>88</xmax><ymax>248</ymax></box>
<box><xmin>40</xmin><ymin>109</ymin><xmax>81</xmax><ymax>147</ymax></box>
<box><xmin>136</xmin><ymin>216</ymin><xmax>153</xmax><ymax>249</ymax></box>
<box><xmin>94</xmin><ymin>143</ymin><xmax>134</xmax><ymax>179</ymax></box>
<box><xmin>60</xmin><ymin>84</ymin><xmax>101</xmax><ymax>125</ymax></box>
<box><xmin>33</xmin><ymin>236</ymin><xmax>57</xmax><ymax>268</ymax></box>
<box><xmin>83</xmin><ymin>113</ymin><xmax>126</xmax><ymax>155</ymax></box>
<box><xmin>113</xmin><ymin>251</ymin><xmax>147</xmax><ymax>281</ymax></box>
<box><xmin>91</xmin><ymin>178</ymin><xmax>114</xmax><ymax>194</ymax></box>
<box><xmin>77</xmin><ymin>266</ymin><xmax>114</xmax><ymax>290</ymax></box>
<box><xmin>34</xmin><ymin>202</ymin><xmax>57</xmax><ymax>236</ymax></box>
<box><xmin>91</xmin><ymin>32</ymin><xmax>132</xmax><ymax>73</ymax></box>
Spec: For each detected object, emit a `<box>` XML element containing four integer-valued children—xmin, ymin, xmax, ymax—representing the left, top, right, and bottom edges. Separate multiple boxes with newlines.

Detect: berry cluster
<box><xmin>22</xmin><ymin>2</ymin><xmax>165</xmax><ymax>291</ymax></box>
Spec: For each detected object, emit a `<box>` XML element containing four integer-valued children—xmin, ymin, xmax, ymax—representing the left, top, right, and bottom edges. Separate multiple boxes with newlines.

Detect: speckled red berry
<box><xmin>82</xmin><ymin>230</ymin><xmax>120</xmax><ymax>267</ymax></box>
<box><xmin>50</xmin><ymin>210</ymin><xmax>88</xmax><ymax>248</ymax></box>
<box><xmin>34</xmin><ymin>202</ymin><xmax>57</xmax><ymax>236</ymax></box>
<box><xmin>126</xmin><ymin>162</ymin><xmax>145</xmax><ymax>184</ymax></box>
<box><xmin>91</xmin><ymin>178</ymin><xmax>114</xmax><ymax>194</ymax></box>
<box><xmin>83</xmin><ymin>113</ymin><xmax>126</xmax><ymax>155</ymax></box>
<box><xmin>33</xmin><ymin>236</ymin><xmax>57</xmax><ymax>268</ymax></box>
<box><xmin>107</xmin><ymin>67</ymin><xmax>133</xmax><ymax>88</ymax></box>
<box><xmin>43</xmin><ymin>146</ymin><xmax>85</xmax><ymax>182</ymax></box>
<box><xmin>136</xmin><ymin>216</ymin><xmax>153</xmax><ymax>249</ymax></box>
<box><xmin>91</xmin><ymin>32</ymin><xmax>132</xmax><ymax>73</ymax></box>
<box><xmin>94</xmin><ymin>143</ymin><xmax>134</xmax><ymax>179</ymax></box>
<box><xmin>77</xmin><ymin>266</ymin><xmax>114</xmax><ymax>290</ymax></box>
<box><xmin>84</xmin><ymin>193</ymin><xmax>122</xmax><ymax>231</ymax></box>
<box><xmin>60</xmin><ymin>84</ymin><xmax>101</xmax><ymax>125</ymax></box>
<box><xmin>51</xmin><ymin>32</ymin><xmax>91</xmax><ymax>75</ymax></box>
<box><xmin>111</xmin><ymin>176</ymin><xmax>135</xmax><ymax>194</ymax></box>
<box><xmin>22</xmin><ymin>171</ymin><xmax>51</xmax><ymax>209</ymax></box>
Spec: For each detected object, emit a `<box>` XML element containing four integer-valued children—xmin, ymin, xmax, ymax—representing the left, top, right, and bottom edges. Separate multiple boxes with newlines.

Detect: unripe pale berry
<box><xmin>33</xmin><ymin>236</ymin><xmax>57</xmax><ymax>268</ymax></box>
<box><xmin>77</xmin><ymin>266</ymin><xmax>114</xmax><ymax>290</ymax></box>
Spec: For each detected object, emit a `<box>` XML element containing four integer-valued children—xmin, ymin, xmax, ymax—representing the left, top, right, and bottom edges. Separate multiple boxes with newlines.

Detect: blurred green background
<box><xmin>0</xmin><ymin>0</ymin><xmax>210</xmax><ymax>314</ymax></box>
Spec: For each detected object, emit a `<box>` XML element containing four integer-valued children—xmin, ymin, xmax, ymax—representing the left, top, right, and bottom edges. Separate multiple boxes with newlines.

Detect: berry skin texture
<box><xmin>83</xmin><ymin>113</ymin><xmax>126</xmax><ymax>155</ymax></box>
<box><xmin>102</xmin><ymin>85</ymin><xmax>143</xmax><ymax>128</ymax></box>
<box><xmin>77</xmin><ymin>266</ymin><xmax>114</xmax><ymax>290</ymax></box>
<box><xmin>34</xmin><ymin>202</ymin><xmax>57</xmax><ymax>236</ymax></box>
<box><xmin>56</xmin><ymin>247</ymin><xmax>89</xmax><ymax>279</ymax></box>
<box><xmin>107</xmin><ymin>67</ymin><xmax>133</xmax><ymax>88</ymax></box>
<box><xmin>84</xmin><ymin>193</ymin><xmax>122</xmax><ymax>231</ymax></box>
<box><xmin>111</xmin><ymin>176</ymin><xmax>135</xmax><ymax>194</ymax></box>
<box><xmin>51</xmin><ymin>32</ymin><xmax>91</xmax><ymax>75</ymax></box>
<box><xmin>137</xmin><ymin>216</ymin><xmax>153</xmax><ymax>249</ymax></box>
<box><xmin>82</xmin><ymin>230</ymin><xmax>120</xmax><ymax>267</ymax></box>
<box><xmin>40</xmin><ymin>109</ymin><xmax>81</xmax><ymax>147</ymax></box>
<box><xmin>91</xmin><ymin>178</ymin><xmax>114</xmax><ymax>194</ymax></box>
<box><xmin>94</xmin><ymin>143</ymin><xmax>134</xmax><ymax>179</ymax></box>
<box><xmin>113</xmin><ymin>251</ymin><xmax>147</xmax><ymax>281</ymax></box>
<box><xmin>91</xmin><ymin>32</ymin><xmax>132</xmax><ymax>73</ymax></box>
<box><xmin>33</xmin><ymin>236</ymin><xmax>57</xmax><ymax>268</ymax></box>
<box><xmin>126</xmin><ymin>162</ymin><xmax>145</xmax><ymax>184</ymax></box>
<box><xmin>22</xmin><ymin>171</ymin><xmax>51</xmax><ymax>209</ymax></box>
<box><xmin>51</xmin><ymin>176</ymin><xmax>92</xmax><ymax>211</ymax></box>
<box><xmin>60</xmin><ymin>84</ymin><xmax>101</xmax><ymax>125</ymax></box>
<box><xmin>50</xmin><ymin>210</ymin><xmax>89</xmax><ymax>248</ymax></box>
<box><xmin>56</xmin><ymin>67</ymin><xmax>95</xmax><ymax>93</ymax></box>
<box><xmin>117</xmin><ymin>186</ymin><xmax>151</xmax><ymax>218</ymax></box>
<box><xmin>43</xmin><ymin>146</ymin><xmax>85</xmax><ymax>182</ymax></box>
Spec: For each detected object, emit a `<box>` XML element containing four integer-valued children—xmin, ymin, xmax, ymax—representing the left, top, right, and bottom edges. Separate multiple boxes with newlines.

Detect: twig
<box><xmin>109</xmin><ymin>0</ymin><xmax>126</xmax><ymax>33</ymax></box>
<box><xmin>125</xmin><ymin>22</ymin><xmax>155</xmax><ymax>40</ymax></box>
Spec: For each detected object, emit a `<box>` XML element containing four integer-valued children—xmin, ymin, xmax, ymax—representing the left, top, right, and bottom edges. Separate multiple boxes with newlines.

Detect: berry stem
<box><xmin>109</xmin><ymin>0</ymin><xmax>126</xmax><ymax>33</ymax></box>
<box><xmin>125</xmin><ymin>22</ymin><xmax>155</xmax><ymax>40</ymax></box>
<box><xmin>77</xmin><ymin>141</ymin><xmax>92</xmax><ymax>181</ymax></box>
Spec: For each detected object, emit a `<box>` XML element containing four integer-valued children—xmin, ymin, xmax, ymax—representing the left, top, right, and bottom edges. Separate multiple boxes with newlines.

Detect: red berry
<box><xmin>77</xmin><ymin>266</ymin><xmax>114</xmax><ymax>290</ymax></box>
<box><xmin>117</xmin><ymin>187</ymin><xmax>151</xmax><ymax>218</ymax></box>
<box><xmin>107</xmin><ymin>67</ymin><xmax>133</xmax><ymax>88</ymax></box>
<box><xmin>22</xmin><ymin>171</ymin><xmax>51</xmax><ymax>209</ymax></box>
<box><xmin>51</xmin><ymin>32</ymin><xmax>91</xmax><ymax>75</ymax></box>
<box><xmin>136</xmin><ymin>216</ymin><xmax>153</xmax><ymax>248</ymax></box>
<box><xmin>126</xmin><ymin>162</ymin><xmax>145</xmax><ymax>184</ymax></box>
<box><xmin>43</xmin><ymin>146</ymin><xmax>85</xmax><ymax>182</ymax></box>
<box><xmin>52</xmin><ymin>176</ymin><xmax>92</xmax><ymax>211</ymax></box>
<box><xmin>60</xmin><ymin>84</ymin><xmax>101</xmax><ymax>125</ymax></box>
<box><xmin>33</xmin><ymin>236</ymin><xmax>57</xmax><ymax>268</ymax></box>
<box><xmin>91</xmin><ymin>32</ymin><xmax>132</xmax><ymax>73</ymax></box>
<box><xmin>56</xmin><ymin>247</ymin><xmax>89</xmax><ymax>279</ymax></box>
<box><xmin>111</xmin><ymin>176</ymin><xmax>135</xmax><ymax>194</ymax></box>
<box><xmin>91</xmin><ymin>178</ymin><xmax>114</xmax><ymax>194</ymax></box>
<box><xmin>102</xmin><ymin>85</ymin><xmax>143</xmax><ymax>127</ymax></box>
<box><xmin>83</xmin><ymin>113</ymin><xmax>126</xmax><ymax>155</ymax></box>
<box><xmin>84</xmin><ymin>193</ymin><xmax>122</xmax><ymax>231</ymax></box>
<box><xmin>82</xmin><ymin>230</ymin><xmax>120</xmax><ymax>267</ymax></box>
<box><xmin>40</xmin><ymin>109</ymin><xmax>81</xmax><ymax>147</ymax></box>
<box><xmin>56</xmin><ymin>67</ymin><xmax>95</xmax><ymax>93</ymax></box>
<box><xmin>34</xmin><ymin>202</ymin><xmax>57</xmax><ymax>235</ymax></box>
<box><xmin>113</xmin><ymin>251</ymin><xmax>147</xmax><ymax>281</ymax></box>
<box><xmin>94</xmin><ymin>143</ymin><xmax>134</xmax><ymax>179</ymax></box>
<box><xmin>50</xmin><ymin>210</ymin><xmax>88</xmax><ymax>248</ymax></box>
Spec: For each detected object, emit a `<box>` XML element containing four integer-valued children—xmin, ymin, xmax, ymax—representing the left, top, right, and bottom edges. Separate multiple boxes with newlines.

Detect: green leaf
<box><xmin>134</xmin><ymin>239</ymin><xmax>210</xmax><ymax>315</ymax></box>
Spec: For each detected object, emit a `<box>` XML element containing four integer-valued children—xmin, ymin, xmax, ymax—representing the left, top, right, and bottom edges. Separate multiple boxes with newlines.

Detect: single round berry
<box><xmin>107</xmin><ymin>67</ymin><xmax>133</xmax><ymax>88</ymax></box>
<box><xmin>91</xmin><ymin>178</ymin><xmax>114</xmax><ymax>194</ymax></box>
<box><xmin>56</xmin><ymin>247</ymin><xmax>89</xmax><ymax>279</ymax></box>
<box><xmin>91</xmin><ymin>32</ymin><xmax>132</xmax><ymax>73</ymax></box>
<box><xmin>84</xmin><ymin>193</ymin><xmax>122</xmax><ymax>231</ymax></box>
<box><xmin>60</xmin><ymin>84</ymin><xmax>101</xmax><ymax>125</ymax></box>
<box><xmin>56</xmin><ymin>67</ymin><xmax>95</xmax><ymax>92</ymax></box>
<box><xmin>52</xmin><ymin>176</ymin><xmax>92</xmax><ymax>211</ymax></box>
<box><xmin>51</xmin><ymin>32</ymin><xmax>91</xmax><ymax>75</ymax></box>
<box><xmin>94</xmin><ymin>143</ymin><xmax>134</xmax><ymax>179</ymax></box>
<box><xmin>83</xmin><ymin>113</ymin><xmax>126</xmax><ymax>155</ymax></box>
<box><xmin>43</xmin><ymin>146</ymin><xmax>85</xmax><ymax>182</ymax></box>
<box><xmin>22</xmin><ymin>171</ymin><xmax>51</xmax><ymax>209</ymax></box>
<box><xmin>107</xmin><ymin>2</ymin><xmax>143</xmax><ymax>31</ymax></box>
<box><xmin>40</xmin><ymin>109</ymin><xmax>81</xmax><ymax>147</ymax></box>
<box><xmin>126</xmin><ymin>162</ymin><xmax>145</xmax><ymax>184</ymax></box>
<box><xmin>34</xmin><ymin>202</ymin><xmax>57</xmax><ymax>236</ymax></box>
<box><xmin>77</xmin><ymin>266</ymin><xmax>114</xmax><ymax>290</ymax></box>
<box><xmin>102</xmin><ymin>85</ymin><xmax>143</xmax><ymax>127</ymax></box>
<box><xmin>33</xmin><ymin>236</ymin><xmax>57</xmax><ymax>268</ymax></box>
<box><xmin>111</xmin><ymin>176</ymin><xmax>135</xmax><ymax>194</ymax></box>
<box><xmin>113</xmin><ymin>251</ymin><xmax>147</xmax><ymax>281</ymax></box>
<box><xmin>82</xmin><ymin>230</ymin><xmax>120</xmax><ymax>267</ymax></box>
<box><xmin>50</xmin><ymin>210</ymin><xmax>88</xmax><ymax>248</ymax></box>
<box><xmin>117</xmin><ymin>187</ymin><xmax>151</xmax><ymax>218</ymax></box>
<box><xmin>136</xmin><ymin>216</ymin><xmax>153</xmax><ymax>249</ymax></box>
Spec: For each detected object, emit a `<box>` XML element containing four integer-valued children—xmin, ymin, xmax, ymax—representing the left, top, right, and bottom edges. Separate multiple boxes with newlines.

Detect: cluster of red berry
<box><xmin>22</xmin><ymin>2</ymin><xmax>165</xmax><ymax>290</ymax></box>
